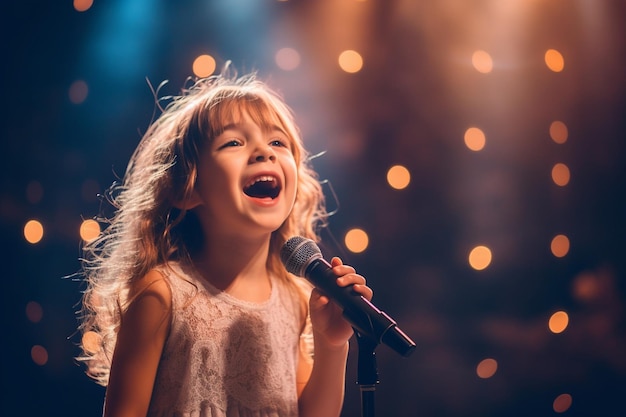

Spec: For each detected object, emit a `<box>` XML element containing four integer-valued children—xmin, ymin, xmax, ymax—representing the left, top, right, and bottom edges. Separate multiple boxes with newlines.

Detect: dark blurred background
<box><xmin>2</xmin><ymin>1</ymin><xmax>625</xmax><ymax>416</ymax></box>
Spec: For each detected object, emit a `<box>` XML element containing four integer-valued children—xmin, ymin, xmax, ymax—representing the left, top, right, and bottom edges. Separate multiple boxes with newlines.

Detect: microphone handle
<box><xmin>305</xmin><ymin>258</ymin><xmax>416</xmax><ymax>357</ymax></box>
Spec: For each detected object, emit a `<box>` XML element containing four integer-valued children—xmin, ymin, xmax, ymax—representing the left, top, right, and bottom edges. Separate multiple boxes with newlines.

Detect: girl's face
<box><xmin>189</xmin><ymin>109</ymin><xmax>298</xmax><ymax>240</ymax></box>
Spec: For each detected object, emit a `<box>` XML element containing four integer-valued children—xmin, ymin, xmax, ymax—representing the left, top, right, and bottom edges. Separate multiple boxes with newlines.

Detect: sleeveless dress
<box><xmin>146</xmin><ymin>262</ymin><xmax>312</xmax><ymax>417</ymax></box>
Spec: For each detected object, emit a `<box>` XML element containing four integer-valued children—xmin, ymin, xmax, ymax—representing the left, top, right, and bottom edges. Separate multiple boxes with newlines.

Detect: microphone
<box><xmin>280</xmin><ymin>236</ymin><xmax>416</xmax><ymax>357</ymax></box>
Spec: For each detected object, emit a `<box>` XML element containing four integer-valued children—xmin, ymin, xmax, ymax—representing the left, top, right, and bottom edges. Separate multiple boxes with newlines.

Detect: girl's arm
<box><xmin>103</xmin><ymin>270</ymin><xmax>172</xmax><ymax>417</ymax></box>
<box><xmin>298</xmin><ymin>257</ymin><xmax>373</xmax><ymax>417</ymax></box>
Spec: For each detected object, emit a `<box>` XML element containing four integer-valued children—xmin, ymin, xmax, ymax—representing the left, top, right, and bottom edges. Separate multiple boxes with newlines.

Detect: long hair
<box><xmin>77</xmin><ymin>70</ymin><xmax>327</xmax><ymax>385</ymax></box>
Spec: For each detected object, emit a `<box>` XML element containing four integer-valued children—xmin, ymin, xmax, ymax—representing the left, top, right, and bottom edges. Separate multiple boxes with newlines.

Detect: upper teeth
<box><xmin>245</xmin><ymin>175</ymin><xmax>276</xmax><ymax>188</ymax></box>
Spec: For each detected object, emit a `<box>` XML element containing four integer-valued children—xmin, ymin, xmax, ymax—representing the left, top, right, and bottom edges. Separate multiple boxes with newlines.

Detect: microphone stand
<box><xmin>355</xmin><ymin>331</ymin><xmax>379</xmax><ymax>417</ymax></box>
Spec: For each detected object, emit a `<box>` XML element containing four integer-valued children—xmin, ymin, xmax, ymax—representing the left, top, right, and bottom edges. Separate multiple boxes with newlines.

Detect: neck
<box><xmin>193</xmin><ymin>233</ymin><xmax>273</xmax><ymax>293</ymax></box>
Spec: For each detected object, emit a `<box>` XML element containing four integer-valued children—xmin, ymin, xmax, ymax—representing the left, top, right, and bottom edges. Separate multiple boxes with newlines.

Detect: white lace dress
<box><xmin>146</xmin><ymin>263</ymin><xmax>312</xmax><ymax>417</ymax></box>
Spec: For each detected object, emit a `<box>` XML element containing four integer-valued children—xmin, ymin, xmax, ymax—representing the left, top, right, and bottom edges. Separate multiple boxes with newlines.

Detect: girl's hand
<box><xmin>308</xmin><ymin>257</ymin><xmax>373</xmax><ymax>349</ymax></box>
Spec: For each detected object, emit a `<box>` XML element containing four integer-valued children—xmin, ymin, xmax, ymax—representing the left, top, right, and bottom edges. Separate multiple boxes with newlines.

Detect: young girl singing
<box><xmin>77</xmin><ymin>70</ymin><xmax>373</xmax><ymax>417</ymax></box>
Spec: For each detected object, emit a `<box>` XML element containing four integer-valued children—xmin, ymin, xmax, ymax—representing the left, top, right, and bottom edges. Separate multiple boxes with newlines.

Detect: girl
<box><xmin>77</xmin><ymin>70</ymin><xmax>373</xmax><ymax>417</ymax></box>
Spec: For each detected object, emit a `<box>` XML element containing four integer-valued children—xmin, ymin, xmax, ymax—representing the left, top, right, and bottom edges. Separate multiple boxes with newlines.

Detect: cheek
<box><xmin>287</xmin><ymin>170</ymin><xmax>299</xmax><ymax>207</ymax></box>
<box><xmin>194</xmin><ymin>164</ymin><xmax>233</xmax><ymax>206</ymax></box>
<box><xmin>285</xmin><ymin>159</ymin><xmax>298</xmax><ymax>191</ymax></box>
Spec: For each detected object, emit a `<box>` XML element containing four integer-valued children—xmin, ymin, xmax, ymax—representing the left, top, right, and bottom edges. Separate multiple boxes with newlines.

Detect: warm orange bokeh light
<box><xmin>572</xmin><ymin>271</ymin><xmax>601</xmax><ymax>303</ymax></box>
<box><xmin>74</xmin><ymin>0</ymin><xmax>93</xmax><ymax>12</ymax></box>
<box><xmin>464</xmin><ymin>127</ymin><xmax>486</xmax><ymax>151</ymax></box>
<box><xmin>345</xmin><ymin>228</ymin><xmax>369</xmax><ymax>253</ymax></box>
<box><xmin>551</xmin><ymin>234</ymin><xmax>570</xmax><ymax>258</ymax></box>
<box><xmin>24</xmin><ymin>220</ymin><xmax>44</xmax><ymax>244</ymax></box>
<box><xmin>476</xmin><ymin>358</ymin><xmax>498</xmax><ymax>379</ymax></box>
<box><xmin>549</xmin><ymin>121</ymin><xmax>568</xmax><ymax>144</ymax></box>
<box><xmin>192</xmin><ymin>55</ymin><xmax>216</xmax><ymax>78</ymax></box>
<box><xmin>552</xmin><ymin>163</ymin><xmax>571</xmax><ymax>186</ymax></box>
<box><xmin>469</xmin><ymin>246</ymin><xmax>492</xmax><ymax>271</ymax></box>
<box><xmin>549</xmin><ymin>310</ymin><xmax>569</xmax><ymax>334</ymax></box>
<box><xmin>553</xmin><ymin>393</ymin><xmax>573</xmax><ymax>413</ymax></box>
<box><xmin>82</xmin><ymin>331</ymin><xmax>103</xmax><ymax>355</ymax></box>
<box><xmin>338</xmin><ymin>50</ymin><xmax>363</xmax><ymax>73</ymax></box>
<box><xmin>545</xmin><ymin>49</ymin><xmax>565</xmax><ymax>72</ymax></box>
<box><xmin>472</xmin><ymin>50</ymin><xmax>493</xmax><ymax>74</ymax></box>
<box><xmin>31</xmin><ymin>345</ymin><xmax>49</xmax><ymax>366</ymax></box>
<box><xmin>387</xmin><ymin>165</ymin><xmax>411</xmax><ymax>190</ymax></box>
<box><xmin>80</xmin><ymin>219</ymin><xmax>101</xmax><ymax>242</ymax></box>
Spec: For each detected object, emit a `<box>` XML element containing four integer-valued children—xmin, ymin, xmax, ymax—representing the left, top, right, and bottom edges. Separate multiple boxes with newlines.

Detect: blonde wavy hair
<box><xmin>77</xmin><ymin>70</ymin><xmax>327</xmax><ymax>386</ymax></box>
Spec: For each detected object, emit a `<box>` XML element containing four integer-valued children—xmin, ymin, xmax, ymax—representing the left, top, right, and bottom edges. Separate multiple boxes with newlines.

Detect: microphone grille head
<box><xmin>280</xmin><ymin>236</ymin><xmax>322</xmax><ymax>277</ymax></box>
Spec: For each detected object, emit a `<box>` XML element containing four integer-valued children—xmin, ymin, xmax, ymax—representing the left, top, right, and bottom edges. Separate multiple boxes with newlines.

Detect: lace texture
<box><xmin>147</xmin><ymin>263</ymin><xmax>310</xmax><ymax>417</ymax></box>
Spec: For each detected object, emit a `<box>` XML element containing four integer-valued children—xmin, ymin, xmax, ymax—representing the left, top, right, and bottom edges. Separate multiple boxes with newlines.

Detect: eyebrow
<box><xmin>220</xmin><ymin>123</ymin><xmax>287</xmax><ymax>134</ymax></box>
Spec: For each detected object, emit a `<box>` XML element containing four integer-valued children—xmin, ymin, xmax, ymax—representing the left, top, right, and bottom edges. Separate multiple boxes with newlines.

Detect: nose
<box><xmin>250</xmin><ymin>144</ymin><xmax>276</xmax><ymax>163</ymax></box>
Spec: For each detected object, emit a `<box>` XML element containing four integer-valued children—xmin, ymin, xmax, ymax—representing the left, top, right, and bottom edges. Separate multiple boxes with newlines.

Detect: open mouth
<box><xmin>243</xmin><ymin>175</ymin><xmax>281</xmax><ymax>199</ymax></box>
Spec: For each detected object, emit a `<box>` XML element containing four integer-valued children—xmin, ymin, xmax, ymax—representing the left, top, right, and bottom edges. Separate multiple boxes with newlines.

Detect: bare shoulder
<box><xmin>105</xmin><ymin>268</ymin><xmax>173</xmax><ymax>416</ymax></box>
<box><xmin>127</xmin><ymin>268</ymin><xmax>173</xmax><ymax>314</ymax></box>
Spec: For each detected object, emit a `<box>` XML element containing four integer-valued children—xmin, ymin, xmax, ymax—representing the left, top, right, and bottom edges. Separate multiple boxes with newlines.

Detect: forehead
<box><xmin>208</xmin><ymin>95</ymin><xmax>290</xmax><ymax>136</ymax></box>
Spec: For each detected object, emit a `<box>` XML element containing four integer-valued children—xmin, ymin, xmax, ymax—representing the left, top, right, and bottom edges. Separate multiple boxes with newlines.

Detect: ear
<box><xmin>172</xmin><ymin>189</ymin><xmax>203</xmax><ymax>210</ymax></box>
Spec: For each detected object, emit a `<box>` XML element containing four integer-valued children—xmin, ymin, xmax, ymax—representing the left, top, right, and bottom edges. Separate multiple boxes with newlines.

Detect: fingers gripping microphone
<box><xmin>280</xmin><ymin>236</ymin><xmax>416</xmax><ymax>357</ymax></box>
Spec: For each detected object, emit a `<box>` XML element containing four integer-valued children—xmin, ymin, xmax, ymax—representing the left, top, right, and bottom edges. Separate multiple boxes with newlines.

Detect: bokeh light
<box><xmin>81</xmin><ymin>331</ymin><xmax>102</xmax><ymax>355</ymax></box>
<box><xmin>338</xmin><ymin>50</ymin><xmax>363</xmax><ymax>73</ymax></box>
<box><xmin>192</xmin><ymin>54</ymin><xmax>217</xmax><ymax>78</ymax></box>
<box><xmin>31</xmin><ymin>345</ymin><xmax>48</xmax><ymax>366</ymax></box>
<box><xmin>80</xmin><ymin>219</ymin><xmax>101</xmax><ymax>242</ymax></box>
<box><xmin>472</xmin><ymin>50</ymin><xmax>493</xmax><ymax>74</ymax></box>
<box><xmin>69</xmin><ymin>79</ymin><xmax>89</xmax><ymax>104</ymax></box>
<box><xmin>344</xmin><ymin>228</ymin><xmax>369</xmax><ymax>253</ymax></box>
<box><xmin>550</xmin><ymin>121</ymin><xmax>568</xmax><ymax>144</ymax></box>
<box><xmin>464</xmin><ymin>127</ymin><xmax>486</xmax><ymax>151</ymax></box>
<box><xmin>387</xmin><ymin>165</ymin><xmax>411</xmax><ymax>190</ymax></box>
<box><xmin>545</xmin><ymin>49</ymin><xmax>565</xmax><ymax>72</ymax></box>
<box><xmin>26</xmin><ymin>301</ymin><xmax>43</xmax><ymax>323</ymax></box>
<box><xmin>553</xmin><ymin>393</ymin><xmax>573</xmax><ymax>413</ymax></box>
<box><xmin>476</xmin><ymin>358</ymin><xmax>498</xmax><ymax>379</ymax></box>
<box><xmin>469</xmin><ymin>246</ymin><xmax>492</xmax><ymax>271</ymax></box>
<box><xmin>572</xmin><ymin>271</ymin><xmax>601</xmax><ymax>303</ymax></box>
<box><xmin>24</xmin><ymin>220</ymin><xmax>44</xmax><ymax>244</ymax></box>
<box><xmin>551</xmin><ymin>163</ymin><xmax>571</xmax><ymax>186</ymax></box>
<box><xmin>548</xmin><ymin>310</ymin><xmax>569</xmax><ymax>334</ymax></box>
<box><xmin>275</xmin><ymin>47</ymin><xmax>301</xmax><ymax>71</ymax></box>
<box><xmin>550</xmin><ymin>234</ymin><xmax>570</xmax><ymax>258</ymax></box>
<box><xmin>73</xmin><ymin>0</ymin><xmax>93</xmax><ymax>12</ymax></box>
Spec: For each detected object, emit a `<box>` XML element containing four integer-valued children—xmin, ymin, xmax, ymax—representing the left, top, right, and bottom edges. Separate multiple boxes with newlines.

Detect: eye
<box><xmin>217</xmin><ymin>138</ymin><xmax>243</xmax><ymax>149</ymax></box>
<box><xmin>269</xmin><ymin>138</ymin><xmax>287</xmax><ymax>147</ymax></box>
